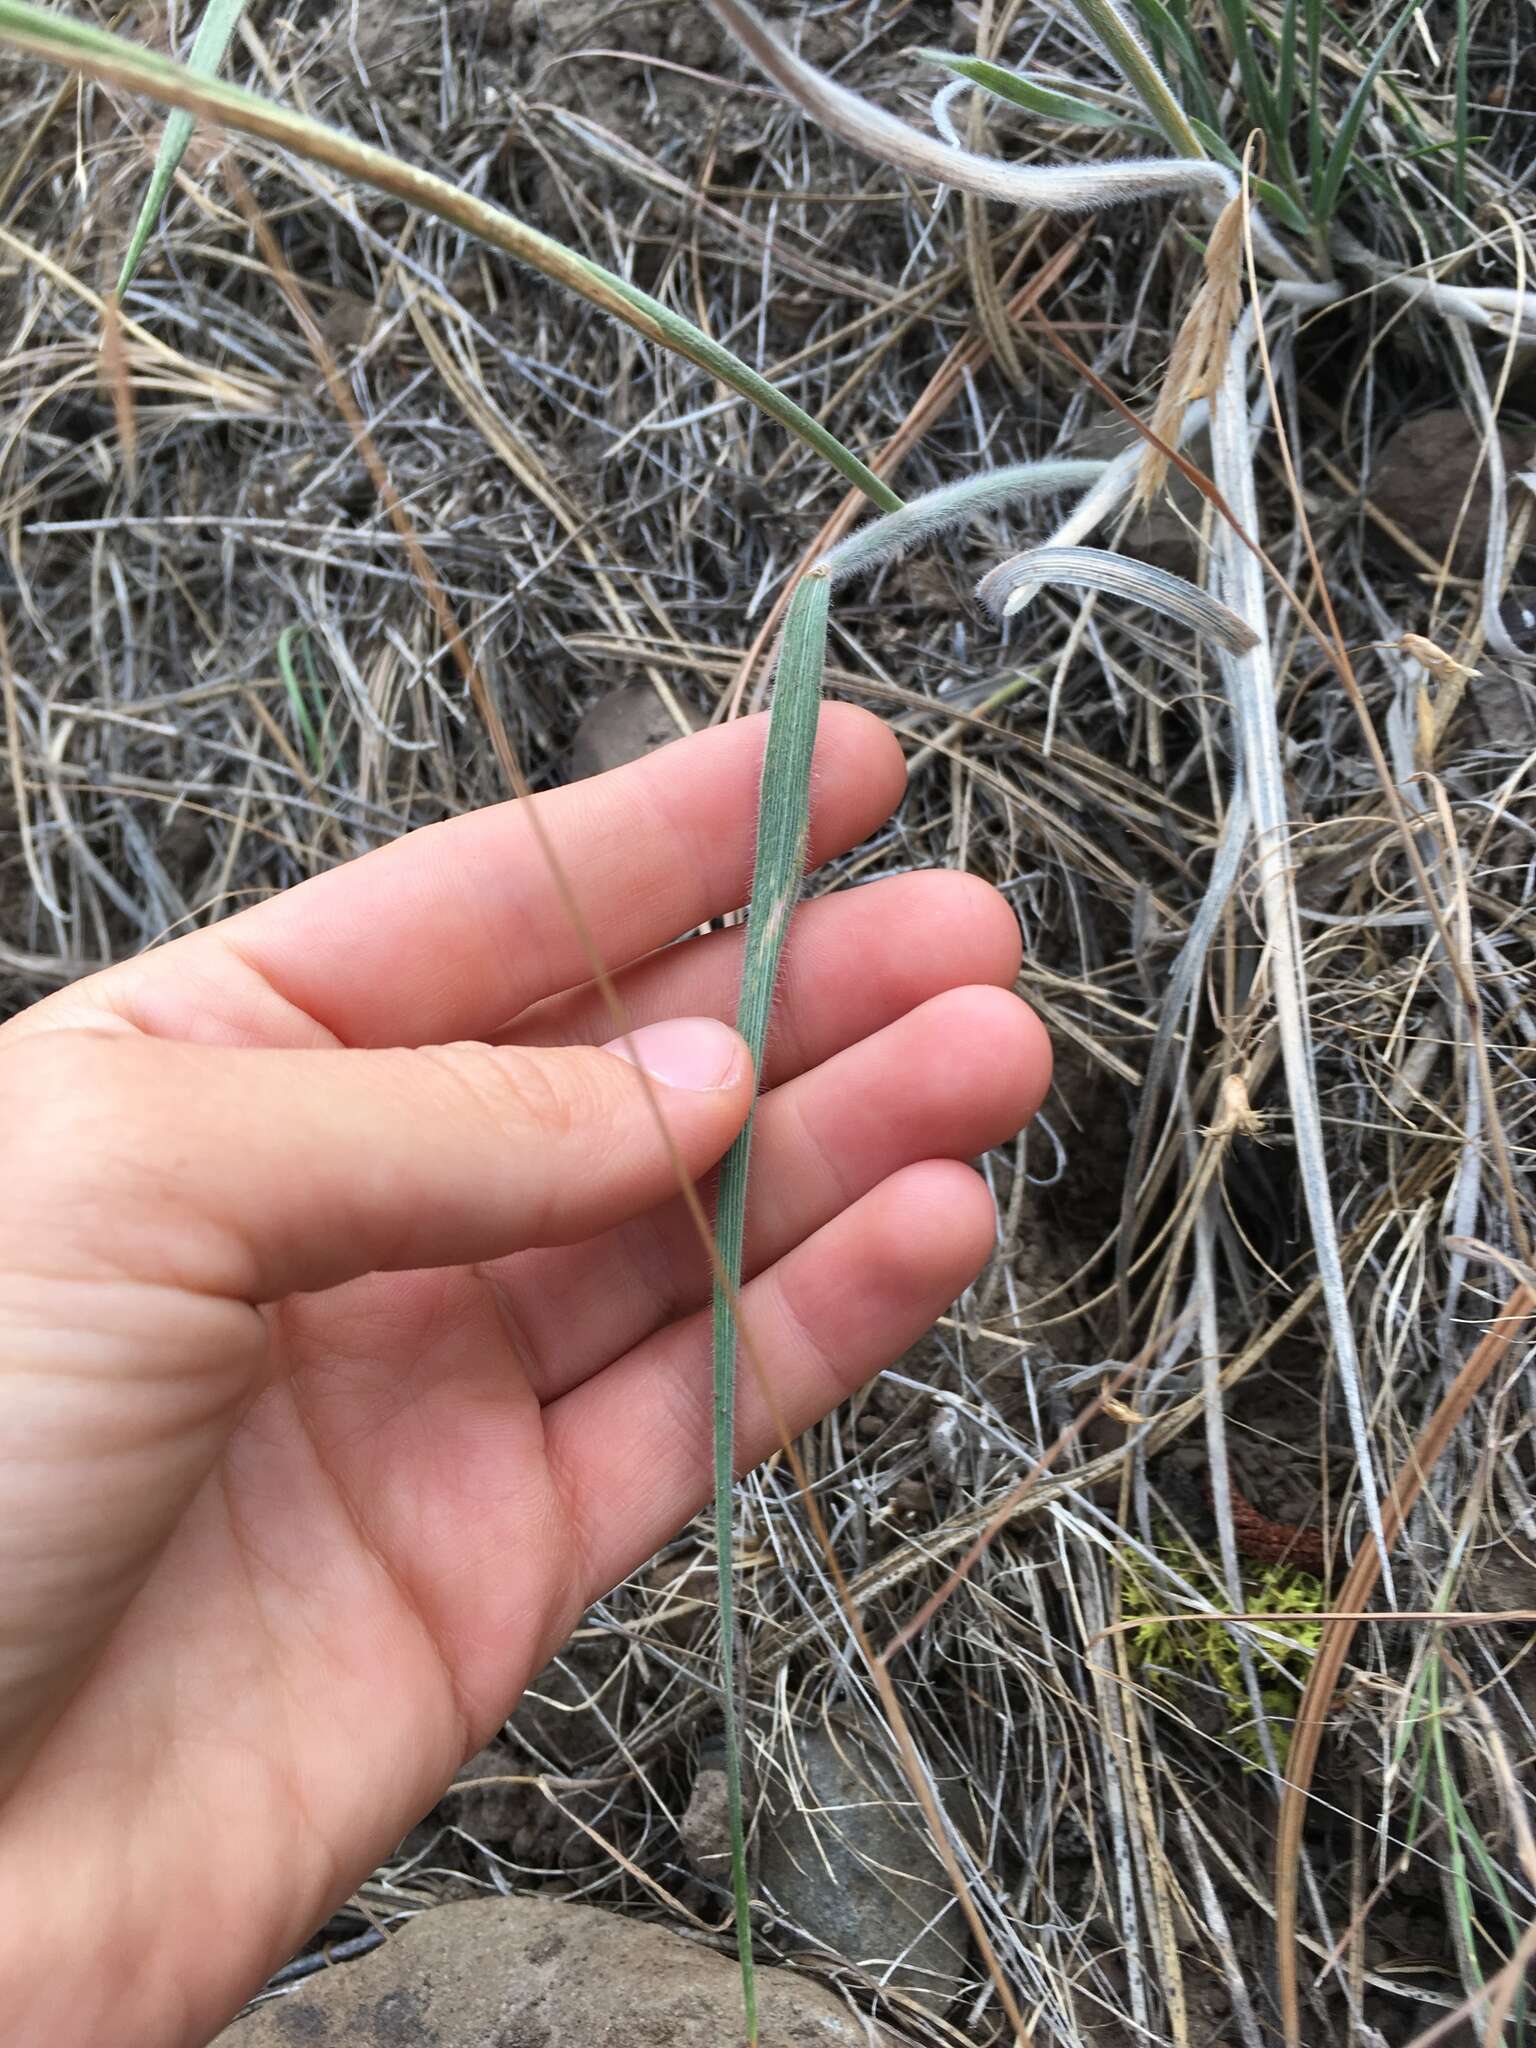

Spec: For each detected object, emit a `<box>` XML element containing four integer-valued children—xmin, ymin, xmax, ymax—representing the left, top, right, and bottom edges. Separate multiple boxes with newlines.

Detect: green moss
<box><xmin>1121</xmin><ymin>1538</ymin><xmax>1323</xmax><ymax>1768</ymax></box>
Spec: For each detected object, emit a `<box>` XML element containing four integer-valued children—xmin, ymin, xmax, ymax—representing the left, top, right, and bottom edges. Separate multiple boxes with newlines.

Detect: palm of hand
<box><xmin>0</xmin><ymin>713</ymin><xmax>1047</xmax><ymax>2046</ymax></box>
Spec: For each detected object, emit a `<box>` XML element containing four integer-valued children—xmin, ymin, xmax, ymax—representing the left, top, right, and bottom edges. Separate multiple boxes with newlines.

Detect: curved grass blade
<box><xmin>705</xmin><ymin>0</ymin><xmax>1306</xmax><ymax>280</ymax></box>
<box><xmin>710</xmin><ymin>568</ymin><xmax>830</xmax><ymax>2042</ymax></box>
<box><xmin>275</xmin><ymin>624</ymin><xmax>324</xmax><ymax>772</ymax></box>
<box><xmin>0</xmin><ymin>0</ymin><xmax>899</xmax><ymax>514</ymax></box>
<box><xmin>821</xmin><ymin>459</ymin><xmax>1108</xmax><ymax>584</ymax></box>
<box><xmin>117</xmin><ymin>0</ymin><xmax>247</xmax><ymax>293</ymax></box>
<box><xmin>707</xmin><ymin>0</ymin><xmax>1238</xmax><ymax>213</ymax></box>
<box><xmin>915</xmin><ymin>47</ymin><xmax>1136</xmax><ymax>131</ymax></box>
<box><xmin>977</xmin><ymin>542</ymin><xmax>1260</xmax><ymax>653</ymax></box>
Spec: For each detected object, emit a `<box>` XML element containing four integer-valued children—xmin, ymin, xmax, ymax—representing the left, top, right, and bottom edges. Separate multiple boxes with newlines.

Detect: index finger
<box><xmin>13</xmin><ymin>705</ymin><xmax>905</xmax><ymax>1052</ymax></box>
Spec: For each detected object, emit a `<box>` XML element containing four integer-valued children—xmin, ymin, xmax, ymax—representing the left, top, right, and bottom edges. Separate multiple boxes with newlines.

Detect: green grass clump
<box><xmin>1123</xmin><ymin>1539</ymin><xmax>1323</xmax><ymax>1768</ymax></box>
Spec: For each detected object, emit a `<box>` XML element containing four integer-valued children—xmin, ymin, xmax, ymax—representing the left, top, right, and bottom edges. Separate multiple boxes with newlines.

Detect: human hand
<box><xmin>0</xmin><ymin>707</ymin><xmax>1049</xmax><ymax>2044</ymax></box>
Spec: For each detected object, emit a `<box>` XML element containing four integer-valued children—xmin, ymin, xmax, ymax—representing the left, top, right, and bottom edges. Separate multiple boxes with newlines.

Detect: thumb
<box><xmin>0</xmin><ymin>1017</ymin><xmax>750</xmax><ymax>1780</ymax></box>
<box><xmin>0</xmin><ymin>1018</ymin><xmax>753</xmax><ymax>1305</ymax></box>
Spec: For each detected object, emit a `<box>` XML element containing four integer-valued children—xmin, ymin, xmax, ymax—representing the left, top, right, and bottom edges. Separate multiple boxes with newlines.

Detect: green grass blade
<box><xmin>1313</xmin><ymin>0</ymin><xmax>1413</xmax><ymax>226</ymax></box>
<box><xmin>1251</xmin><ymin>176</ymin><xmax>1310</xmax><ymax>236</ymax></box>
<box><xmin>1189</xmin><ymin>117</ymin><xmax>1240</xmax><ymax>168</ymax></box>
<box><xmin>1305</xmin><ymin>0</ymin><xmax>1323</xmax><ymax>189</ymax></box>
<box><xmin>1071</xmin><ymin>0</ymin><xmax>1208</xmax><ymax>158</ymax></box>
<box><xmin>1277</xmin><ymin>0</ymin><xmax>1299</xmax><ymax>133</ymax></box>
<box><xmin>1212</xmin><ymin>0</ymin><xmax>1300</xmax><ymax>194</ymax></box>
<box><xmin>914</xmin><ymin>48</ymin><xmax>1137</xmax><ymax>130</ymax></box>
<box><xmin>117</xmin><ymin>0</ymin><xmax>247</xmax><ymax>293</ymax></box>
<box><xmin>275</xmin><ymin>624</ymin><xmax>324</xmax><ymax>772</ymax></box>
<box><xmin>0</xmin><ymin>0</ymin><xmax>899</xmax><ymax>514</ymax></box>
<box><xmin>710</xmin><ymin>568</ymin><xmax>830</xmax><ymax>2041</ymax></box>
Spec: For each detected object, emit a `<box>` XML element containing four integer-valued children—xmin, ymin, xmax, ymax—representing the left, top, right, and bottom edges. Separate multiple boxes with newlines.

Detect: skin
<box><xmin>0</xmin><ymin>707</ymin><xmax>1050</xmax><ymax>2044</ymax></box>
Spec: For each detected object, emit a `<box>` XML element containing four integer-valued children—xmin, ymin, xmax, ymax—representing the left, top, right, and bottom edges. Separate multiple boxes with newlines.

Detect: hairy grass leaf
<box><xmin>710</xmin><ymin>568</ymin><xmax>830</xmax><ymax>2040</ymax></box>
<box><xmin>705</xmin><ymin>0</ymin><xmax>1270</xmax><ymax>222</ymax></box>
<box><xmin>1069</xmin><ymin>0</ymin><xmax>1206</xmax><ymax>159</ymax></box>
<box><xmin>822</xmin><ymin>459</ymin><xmax>1108</xmax><ymax>583</ymax></box>
<box><xmin>1126</xmin><ymin>0</ymin><xmax>1221</xmax><ymax>130</ymax></box>
<box><xmin>117</xmin><ymin>0</ymin><xmax>247</xmax><ymax>293</ymax></box>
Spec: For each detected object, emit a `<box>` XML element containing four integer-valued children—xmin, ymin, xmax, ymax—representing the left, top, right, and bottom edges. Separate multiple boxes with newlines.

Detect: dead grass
<box><xmin>2</xmin><ymin>2</ymin><xmax>1535</xmax><ymax>2044</ymax></box>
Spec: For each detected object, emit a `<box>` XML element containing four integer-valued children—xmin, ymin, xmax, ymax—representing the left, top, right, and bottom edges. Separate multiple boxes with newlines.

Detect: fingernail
<box><xmin>604</xmin><ymin>1017</ymin><xmax>744</xmax><ymax>1092</ymax></box>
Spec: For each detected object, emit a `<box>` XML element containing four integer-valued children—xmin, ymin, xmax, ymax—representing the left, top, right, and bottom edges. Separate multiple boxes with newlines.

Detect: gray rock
<box><xmin>568</xmin><ymin>685</ymin><xmax>698</xmax><ymax>782</ymax></box>
<box><xmin>760</xmin><ymin>1724</ymin><xmax>970</xmax><ymax>2015</ymax></box>
<box><xmin>220</xmin><ymin>1895</ymin><xmax>885</xmax><ymax>2047</ymax></box>
<box><xmin>1370</xmin><ymin>408</ymin><xmax>1533</xmax><ymax>572</ymax></box>
<box><xmin>680</xmin><ymin>1760</ymin><xmax>733</xmax><ymax>1880</ymax></box>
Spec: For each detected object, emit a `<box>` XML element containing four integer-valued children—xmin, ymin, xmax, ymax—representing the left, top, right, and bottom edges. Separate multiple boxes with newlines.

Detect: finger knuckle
<box><xmin>422</xmin><ymin>1041</ymin><xmax>588</xmax><ymax>1148</ymax></box>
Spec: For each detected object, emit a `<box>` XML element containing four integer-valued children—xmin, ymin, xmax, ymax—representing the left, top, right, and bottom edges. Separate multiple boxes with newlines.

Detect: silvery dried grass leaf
<box><xmin>703</xmin><ymin>0</ymin><xmax>1304</xmax><ymax>279</ymax></box>
<box><xmin>977</xmin><ymin>543</ymin><xmax>1259</xmax><ymax>653</ymax></box>
<box><xmin>1207</xmin><ymin>332</ymin><xmax>1394</xmax><ymax>1586</ymax></box>
<box><xmin>1332</xmin><ymin>230</ymin><xmax>1536</xmax><ymax>342</ymax></box>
